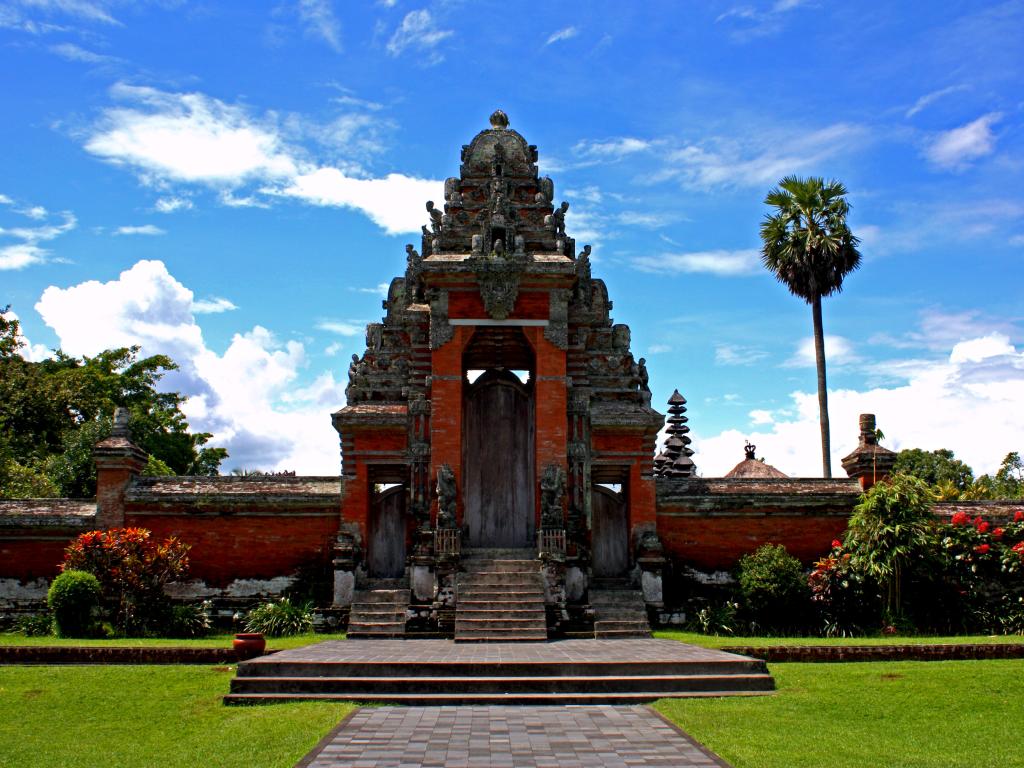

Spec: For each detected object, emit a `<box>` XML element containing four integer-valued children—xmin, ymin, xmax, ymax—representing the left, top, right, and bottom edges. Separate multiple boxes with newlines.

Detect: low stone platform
<box><xmin>225</xmin><ymin>638</ymin><xmax>773</xmax><ymax>705</ymax></box>
<box><xmin>296</xmin><ymin>705</ymin><xmax>731</xmax><ymax>767</ymax></box>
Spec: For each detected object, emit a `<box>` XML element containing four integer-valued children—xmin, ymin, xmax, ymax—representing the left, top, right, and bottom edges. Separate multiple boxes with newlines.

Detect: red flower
<box><xmin>1015</xmin><ymin>510</ymin><xmax>1024</xmax><ymax>522</ymax></box>
<box><xmin>831</xmin><ymin>539</ymin><xmax>843</xmax><ymax>550</ymax></box>
<box><xmin>1012</xmin><ymin>542</ymin><xmax>1024</xmax><ymax>554</ymax></box>
<box><xmin>974</xmin><ymin>543</ymin><xmax>991</xmax><ymax>555</ymax></box>
<box><xmin>973</xmin><ymin>516</ymin><xmax>983</xmax><ymax>529</ymax></box>
<box><xmin>993</xmin><ymin>528</ymin><xmax>1005</xmax><ymax>539</ymax></box>
<box><xmin>977</xmin><ymin>521</ymin><xmax>991</xmax><ymax>534</ymax></box>
<box><xmin>951</xmin><ymin>511</ymin><xmax>969</xmax><ymax>526</ymax></box>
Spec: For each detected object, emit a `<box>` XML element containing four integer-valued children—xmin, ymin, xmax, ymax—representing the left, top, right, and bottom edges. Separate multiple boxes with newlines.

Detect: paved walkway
<box><xmin>296</xmin><ymin>705</ymin><xmax>731</xmax><ymax>768</ymax></box>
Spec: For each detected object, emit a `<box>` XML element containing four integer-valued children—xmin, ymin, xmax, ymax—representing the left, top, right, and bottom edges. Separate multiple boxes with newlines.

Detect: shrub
<box><xmin>737</xmin><ymin>543</ymin><xmax>810</xmax><ymax>632</ymax></box>
<box><xmin>244</xmin><ymin>597</ymin><xmax>314</xmax><ymax>637</ymax></box>
<box><xmin>13</xmin><ymin>612</ymin><xmax>54</xmax><ymax>637</ymax></box>
<box><xmin>47</xmin><ymin>570</ymin><xmax>102</xmax><ymax>638</ymax></box>
<box><xmin>167</xmin><ymin>601</ymin><xmax>212</xmax><ymax>639</ymax></box>
<box><xmin>808</xmin><ymin>539</ymin><xmax>878</xmax><ymax>636</ymax></box>
<box><xmin>691</xmin><ymin>600</ymin><xmax>740</xmax><ymax>636</ymax></box>
<box><xmin>62</xmin><ymin>528</ymin><xmax>190</xmax><ymax>636</ymax></box>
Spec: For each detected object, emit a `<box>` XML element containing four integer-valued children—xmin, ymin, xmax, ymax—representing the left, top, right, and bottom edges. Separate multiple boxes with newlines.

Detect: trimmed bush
<box><xmin>14</xmin><ymin>612</ymin><xmax>54</xmax><ymax>637</ymax></box>
<box><xmin>737</xmin><ymin>543</ymin><xmax>810</xmax><ymax>632</ymax></box>
<box><xmin>244</xmin><ymin>597</ymin><xmax>314</xmax><ymax>637</ymax></box>
<box><xmin>47</xmin><ymin>570</ymin><xmax>102</xmax><ymax>638</ymax></box>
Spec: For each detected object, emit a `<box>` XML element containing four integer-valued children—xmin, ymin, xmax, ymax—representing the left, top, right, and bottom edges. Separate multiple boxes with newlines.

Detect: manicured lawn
<box><xmin>0</xmin><ymin>631</ymin><xmax>346</xmax><ymax>649</ymax></box>
<box><xmin>0</xmin><ymin>665</ymin><xmax>354</xmax><ymax>768</ymax></box>
<box><xmin>654</xmin><ymin>629</ymin><xmax>1024</xmax><ymax>647</ymax></box>
<box><xmin>656</xmin><ymin>660</ymin><xmax>1024</xmax><ymax>768</ymax></box>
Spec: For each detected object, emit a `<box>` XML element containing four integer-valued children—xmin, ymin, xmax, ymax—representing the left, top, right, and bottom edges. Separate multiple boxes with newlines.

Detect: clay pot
<box><xmin>233</xmin><ymin>632</ymin><xmax>266</xmax><ymax>660</ymax></box>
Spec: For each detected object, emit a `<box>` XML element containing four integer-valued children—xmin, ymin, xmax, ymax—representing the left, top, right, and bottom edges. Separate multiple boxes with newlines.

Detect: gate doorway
<box><xmin>462</xmin><ymin>369</ymin><xmax>535</xmax><ymax>548</ymax></box>
<box><xmin>368</xmin><ymin>484</ymin><xmax>406</xmax><ymax>578</ymax></box>
<box><xmin>591</xmin><ymin>484</ymin><xmax>629</xmax><ymax>577</ymax></box>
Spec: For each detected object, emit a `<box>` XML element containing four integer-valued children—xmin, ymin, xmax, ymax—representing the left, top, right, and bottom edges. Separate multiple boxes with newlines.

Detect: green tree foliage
<box><xmin>47</xmin><ymin>569</ymin><xmax>102</xmax><ymax>638</ymax></box>
<box><xmin>737</xmin><ymin>543</ymin><xmax>810</xmax><ymax>632</ymax></box>
<box><xmin>0</xmin><ymin>308</ymin><xmax>227</xmax><ymax>498</ymax></box>
<box><xmin>893</xmin><ymin>448</ymin><xmax>975</xmax><ymax>492</ymax></box>
<box><xmin>844</xmin><ymin>473</ymin><xmax>935</xmax><ymax>621</ymax></box>
<box><xmin>760</xmin><ymin>176</ymin><xmax>861</xmax><ymax>478</ymax></box>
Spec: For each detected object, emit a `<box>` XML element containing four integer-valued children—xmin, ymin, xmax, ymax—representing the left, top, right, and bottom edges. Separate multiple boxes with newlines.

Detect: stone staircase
<box><xmin>346</xmin><ymin>579</ymin><xmax>409</xmax><ymax>638</ymax></box>
<box><xmin>455</xmin><ymin>549</ymin><xmax>548</xmax><ymax>642</ymax></box>
<box><xmin>224</xmin><ymin>638</ymin><xmax>776</xmax><ymax>704</ymax></box>
<box><xmin>591</xmin><ymin>583</ymin><xmax>651</xmax><ymax>639</ymax></box>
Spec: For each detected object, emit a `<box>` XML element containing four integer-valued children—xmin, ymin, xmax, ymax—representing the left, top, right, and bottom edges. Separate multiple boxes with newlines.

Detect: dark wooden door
<box><xmin>369</xmin><ymin>485</ymin><xmax>406</xmax><ymax>578</ymax></box>
<box><xmin>592</xmin><ymin>485</ymin><xmax>629</xmax><ymax>577</ymax></box>
<box><xmin>463</xmin><ymin>370</ymin><xmax>534</xmax><ymax>548</ymax></box>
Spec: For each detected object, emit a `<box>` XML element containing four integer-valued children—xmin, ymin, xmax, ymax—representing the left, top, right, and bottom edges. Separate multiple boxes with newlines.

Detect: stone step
<box><xmin>590</xmin><ymin>607</ymin><xmax>646</xmax><ymax>620</ymax></box>
<box><xmin>350</xmin><ymin>605</ymin><xmax>406</xmax><ymax>615</ymax></box>
<box><xmin>229</xmin><ymin>673</ymin><xmax>776</xmax><ymax>697</ymax></box>
<box><xmin>354</xmin><ymin>589</ymin><xmax>410</xmax><ymax>604</ymax></box>
<box><xmin>463</xmin><ymin>548</ymin><xmax>537</xmax><ymax>559</ymax></box>
<box><xmin>595</xmin><ymin>620</ymin><xmax>652</xmax><ymax>632</ymax></box>
<box><xmin>225</xmin><ymin>689</ymin><xmax>774</xmax><ymax>705</ymax></box>
<box><xmin>457</xmin><ymin>607</ymin><xmax>546</xmax><ymax>617</ymax></box>
<box><xmin>456</xmin><ymin>619</ymin><xmax>547</xmax><ymax>631</ymax></box>
<box><xmin>462</xmin><ymin>561</ymin><xmax>539</xmax><ymax>573</ymax></box>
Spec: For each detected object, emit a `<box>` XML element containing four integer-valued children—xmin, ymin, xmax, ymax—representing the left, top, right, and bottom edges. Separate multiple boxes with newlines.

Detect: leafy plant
<box><xmin>47</xmin><ymin>570</ymin><xmax>102</xmax><ymax>638</ymax></box>
<box><xmin>737</xmin><ymin>543</ymin><xmax>810</xmax><ymax>632</ymax></box>
<box><xmin>244</xmin><ymin>597</ymin><xmax>314</xmax><ymax>637</ymax></box>
<box><xmin>808</xmin><ymin>539</ymin><xmax>877</xmax><ymax>636</ymax></box>
<box><xmin>62</xmin><ymin>528</ymin><xmax>190</xmax><ymax>635</ymax></box>
<box><xmin>692</xmin><ymin>601</ymin><xmax>740</xmax><ymax>636</ymax></box>
<box><xmin>13</xmin><ymin>612</ymin><xmax>54</xmax><ymax>637</ymax></box>
<box><xmin>167</xmin><ymin>601</ymin><xmax>213</xmax><ymax>639</ymax></box>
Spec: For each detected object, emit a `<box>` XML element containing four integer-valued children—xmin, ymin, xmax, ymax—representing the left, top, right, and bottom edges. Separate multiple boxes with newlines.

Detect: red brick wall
<box><xmin>124</xmin><ymin>510</ymin><xmax>337</xmax><ymax>587</ymax></box>
<box><xmin>0</xmin><ymin>537</ymin><xmax>73</xmax><ymax>580</ymax></box>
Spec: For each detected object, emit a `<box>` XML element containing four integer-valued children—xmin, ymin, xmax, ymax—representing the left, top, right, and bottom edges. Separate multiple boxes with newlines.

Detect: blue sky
<box><xmin>2</xmin><ymin>0</ymin><xmax>1022</xmax><ymax>476</ymax></box>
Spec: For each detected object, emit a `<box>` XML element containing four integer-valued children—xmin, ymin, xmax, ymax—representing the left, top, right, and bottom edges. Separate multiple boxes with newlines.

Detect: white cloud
<box><xmin>114</xmin><ymin>224</ymin><xmax>165</xmax><ymax>236</ymax></box>
<box><xmin>268</xmin><ymin>167</ymin><xmax>442</xmax><ymax>235</ymax></box>
<box><xmin>349</xmin><ymin>282</ymin><xmax>391</xmax><ymax>297</ymax></box>
<box><xmin>749</xmin><ymin>409</ymin><xmax>774</xmax><ymax>425</ymax></box>
<box><xmin>192</xmin><ymin>296</ymin><xmax>237</xmax><ymax>314</ymax></box>
<box><xmin>925</xmin><ymin>113</ymin><xmax>1001</xmax><ymax>170</ymax></box>
<box><xmin>648</xmin><ymin>344</ymin><xmax>672</xmax><ymax>354</ymax></box>
<box><xmin>574</xmin><ymin>137</ymin><xmax>650</xmax><ymax>160</ymax></box>
<box><xmin>1010</xmin><ymin>234</ymin><xmax>1024</xmax><ymax>247</ymax></box>
<box><xmin>83</xmin><ymin>83</ymin><xmax>440</xmax><ymax>234</ymax></box>
<box><xmin>386</xmin><ymin>9</ymin><xmax>453</xmax><ymax>64</ymax></box>
<box><xmin>324</xmin><ymin>341</ymin><xmax>344</xmax><ymax>356</ymax></box>
<box><xmin>0</xmin><ymin>194</ymin><xmax>12</xmax><ymax>205</ymax></box>
<box><xmin>34</xmin><ymin>260</ymin><xmax>345</xmax><ymax>473</ymax></box>
<box><xmin>784</xmin><ymin>335</ymin><xmax>860</xmax><ymax>368</ymax></box>
<box><xmin>905</xmin><ymin>84</ymin><xmax>970</xmax><ymax>118</ymax></box>
<box><xmin>716</xmin><ymin>0</ymin><xmax>811</xmax><ymax>40</ymax></box>
<box><xmin>657</xmin><ymin>123</ymin><xmax>866</xmax><ymax>189</ymax></box>
<box><xmin>715</xmin><ymin>343</ymin><xmax>768</xmax><ymax>366</ymax></box>
<box><xmin>694</xmin><ymin>332</ymin><xmax>1024</xmax><ymax>478</ymax></box>
<box><xmin>633</xmin><ymin>249</ymin><xmax>760</xmax><ymax>276</ymax></box>
<box><xmin>317</xmin><ymin>319</ymin><xmax>364</xmax><ymax>336</ymax></box>
<box><xmin>49</xmin><ymin>42</ymin><xmax>120</xmax><ymax>63</ymax></box>
<box><xmin>154</xmin><ymin>196</ymin><xmax>193</xmax><ymax>214</ymax></box>
<box><xmin>545</xmin><ymin>26</ymin><xmax>578</xmax><ymax>45</ymax></box>
<box><xmin>0</xmin><ymin>206</ymin><xmax>76</xmax><ymax>270</ymax></box>
<box><xmin>8</xmin><ymin>0</ymin><xmax>121</xmax><ymax>26</ymax></box>
<box><xmin>1</xmin><ymin>309</ymin><xmax>52</xmax><ymax>361</ymax></box>
<box><xmin>297</xmin><ymin>0</ymin><xmax>341</xmax><ymax>51</ymax></box>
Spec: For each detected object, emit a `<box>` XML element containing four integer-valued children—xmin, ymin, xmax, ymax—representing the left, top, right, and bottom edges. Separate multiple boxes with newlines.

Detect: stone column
<box><xmin>92</xmin><ymin>408</ymin><xmax>147</xmax><ymax>530</ymax></box>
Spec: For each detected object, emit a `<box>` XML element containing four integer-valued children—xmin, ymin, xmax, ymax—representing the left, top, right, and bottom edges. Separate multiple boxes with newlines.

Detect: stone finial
<box><xmin>489</xmin><ymin>109</ymin><xmax>509</xmax><ymax>129</ymax></box>
<box><xmin>653</xmin><ymin>389</ymin><xmax>696</xmax><ymax>478</ymax></box>
<box><xmin>841</xmin><ymin>413</ymin><xmax>897</xmax><ymax>491</ymax></box>
<box><xmin>112</xmin><ymin>406</ymin><xmax>131</xmax><ymax>438</ymax></box>
<box><xmin>744</xmin><ymin>441</ymin><xmax>756</xmax><ymax>461</ymax></box>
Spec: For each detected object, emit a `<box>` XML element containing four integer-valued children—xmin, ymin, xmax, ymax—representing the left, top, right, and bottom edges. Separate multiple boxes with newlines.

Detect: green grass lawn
<box><xmin>0</xmin><ymin>631</ymin><xmax>346</xmax><ymax>649</ymax></box>
<box><xmin>653</xmin><ymin>629</ymin><xmax>1024</xmax><ymax>647</ymax></box>
<box><xmin>0</xmin><ymin>665</ymin><xmax>354</xmax><ymax>768</ymax></box>
<box><xmin>657</xmin><ymin>660</ymin><xmax>1024</xmax><ymax>768</ymax></box>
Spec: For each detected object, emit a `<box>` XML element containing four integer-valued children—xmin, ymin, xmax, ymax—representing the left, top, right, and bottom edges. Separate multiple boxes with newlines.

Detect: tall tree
<box><xmin>760</xmin><ymin>176</ymin><xmax>862</xmax><ymax>477</ymax></box>
<box><xmin>893</xmin><ymin>448</ymin><xmax>975</xmax><ymax>492</ymax></box>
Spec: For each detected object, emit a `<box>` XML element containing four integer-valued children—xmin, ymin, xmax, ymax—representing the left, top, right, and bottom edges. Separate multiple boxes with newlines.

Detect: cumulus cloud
<box><xmin>573</xmin><ymin>137</ymin><xmax>650</xmax><ymax>160</ymax></box>
<box><xmin>83</xmin><ymin>83</ymin><xmax>441</xmax><ymax>235</ymax></box>
<box><xmin>545</xmin><ymin>26</ymin><xmax>578</xmax><ymax>45</ymax></box>
<box><xmin>34</xmin><ymin>260</ymin><xmax>346</xmax><ymax>473</ymax></box>
<box><xmin>0</xmin><ymin>202</ymin><xmax>76</xmax><ymax>270</ymax></box>
<box><xmin>693</xmin><ymin>332</ymin><xmax>1024</xmax><ymax>477</ymax></box>
<box><xmin>783</xmin><ymin>335</ymin><xmax>860</xmax><ymax>368</ymax></box>
<box><xmin>114</xmin><ymin>224</ymin><xmax>165</xmax><ymax>236</ymax></box>
<box><xmin>633</xmin><ymin>249</ymin><xmax>760</xmax><ymax>276</ymax></box>
<box><xmin>1</xmin><ymin>308</ymin><xmax>52</xmax><ymax>361</ymax></box>
<box><xmin>926</xmin><ymin>113</ymin><xmax>1001</xmax><ymax>170</ymax></box>
<box><xmin>386</xmin><ymin>9</ymin><xmax>453</xmax><ymax>64</ymax></box>
<box><xmin>316</xmin><ymin>319</ymin><xmax>364</xmax><ymax>336</ymax></box>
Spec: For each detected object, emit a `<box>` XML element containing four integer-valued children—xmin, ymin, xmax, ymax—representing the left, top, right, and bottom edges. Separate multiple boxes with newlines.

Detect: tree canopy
<box><xmin>0</xmin><ymin>309</ymin><xmax>227</xmax><ymax>499</ymax></box>
<box><xmin>893</xmin><ymin>446</ymin><xmax>1022</xmax><ymax>501</ymax></box>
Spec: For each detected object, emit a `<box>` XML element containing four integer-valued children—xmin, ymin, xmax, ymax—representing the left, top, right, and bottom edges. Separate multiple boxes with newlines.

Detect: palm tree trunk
<box><xmin>812</xmin><ymin>295</ymin><xmax>832</xmax><ymax>478</ymax></box>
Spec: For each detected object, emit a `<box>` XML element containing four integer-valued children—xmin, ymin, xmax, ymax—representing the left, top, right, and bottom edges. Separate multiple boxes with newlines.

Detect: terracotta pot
<box><xmin>233</xmin><ymin>632</ymin><xmax>266</xmax><ymax>660</ymax></box>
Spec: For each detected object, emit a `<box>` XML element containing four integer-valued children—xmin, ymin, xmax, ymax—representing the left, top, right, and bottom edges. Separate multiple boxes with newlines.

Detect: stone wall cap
<box><xmin>657</xmin><ymin>476</ymin><xmax>862</xmax><ymax>498</ymax></box>
<box><xmin>124</xmin><ymin>475</ymin><xmax>341</xmax><ymax>506</ymax></box>
<box><xmin>0</xmin><ymin>499</ymin><xmax>97</xmax><ymax>528</ymax></box>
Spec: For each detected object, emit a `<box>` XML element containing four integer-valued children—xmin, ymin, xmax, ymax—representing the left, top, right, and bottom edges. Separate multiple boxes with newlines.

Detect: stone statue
<box><xmin>426</xmin><ymin>200</ymin><xmax>443</xmax><ymax>232</ymax></box>
<box><xmin>112</xmin><ymin>406</ymin><xmax>130</xmax><ymax>437</ymax></box>
<box><xmin>436</xmin><ymin>464</ymin><xmax>457</xmax><ymax>529</ymax></box>
<box><xmin>492</xmin><ymin>238</ymin><xmax>504</xmax><ymax>257</ymax></box>
<box><xmin>550</xmin><ymin>201</ymin><xmax>569</xmax><ymax>236</ymax></box>
<box><xmin>539</xmin><ymin>176</ymin><xmax>554</xmax><ymax>203</ymax></box>
<box><xmin>540</xmin><ymin>464</ymin><xmax>566</xmax><ymax>529</ymax></box>
<box><xmin>638</xmin><ymin>356</ymin><xmax>650</xmax><ymax>392</ymax></box>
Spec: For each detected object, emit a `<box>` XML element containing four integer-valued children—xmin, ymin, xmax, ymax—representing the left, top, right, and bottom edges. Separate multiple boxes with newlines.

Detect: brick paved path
<box><xmin>296</xmin><ymin>705</ymin><xmax>730</xmax><ymax>768</ymax></box>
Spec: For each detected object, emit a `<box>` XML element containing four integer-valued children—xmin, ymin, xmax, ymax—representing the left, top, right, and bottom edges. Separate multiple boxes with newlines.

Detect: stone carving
<box><xmin>436</xmin><ymin>463</ymin><xmax>457</xmax><ymax>529</ymax></box>
<box><xmin>539</xmin><ymin>176</ymin><xmax>554</xmax><ymax>203</ymax></box>
<box><xmin>576</xmin><ymin>245</ymin><xmax>593</xmax><ymax>307</ymax></box>
<box><xmin>429</xmin><ymin>291</ymin><xmax>454</xmax><ymax>350</ymax></box>
<box><xmin>637</xmin><ymin>357</ymin><xmax>651</xmax><ymax>405</ymax></box>
<box><xmin>404</xmin><ymin>244</ymin><xmax>423</xmax><ymax>303</ymax></box>
<box><xmin>547</xmin><ymin>201</ymin><xmax>569</xmax><ymax>237</ymax></box>
<box><xmin>426</xmin><ymin>200</ymin><xmax>443</xmax><ymax>232</ymax></box>
<box><xmin>469</xmin><ymin>250</ymin><xmax>526</xmax><ymax>321</ymax></box>
<box><xmin>444</xmin><ymin>177</ymin><xmax>462</xmax><ymax>204</ymax></box>
<box><xmin>540</xmin><ymin>464</ymin><xmax>566</xmax><ymax>529</ymax></box>
<box><xmin>544</xmin><ymin>288</ymin><xmax>570</xmax><ymax>350</ymax></box>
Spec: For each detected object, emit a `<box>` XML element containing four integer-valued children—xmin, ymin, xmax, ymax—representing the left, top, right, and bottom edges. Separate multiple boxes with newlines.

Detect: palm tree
<box><xmin>760</xmin><ymin>176</ymin><xmax>861</xmax><ymax>478</ymax></box>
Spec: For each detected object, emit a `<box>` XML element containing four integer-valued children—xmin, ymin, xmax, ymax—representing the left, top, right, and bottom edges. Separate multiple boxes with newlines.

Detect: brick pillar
<box><xmin>92</xmin><ymin>408</ymin><xmax>147</xmax><ymax>529</ymax></box>
<box><xmin>528</xmin><ymin>328</ymin><xmax>568</xmax><ymax>530</ymax></box>
<box><xmin>841</xmin><ymin>413</ymin><xmax>897</xmax><ymax>491</ymax></box>
<box><xmin>429</xmin><ymin>326</ymin><xmax>469</xmax><ymax>526</ymax></box>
